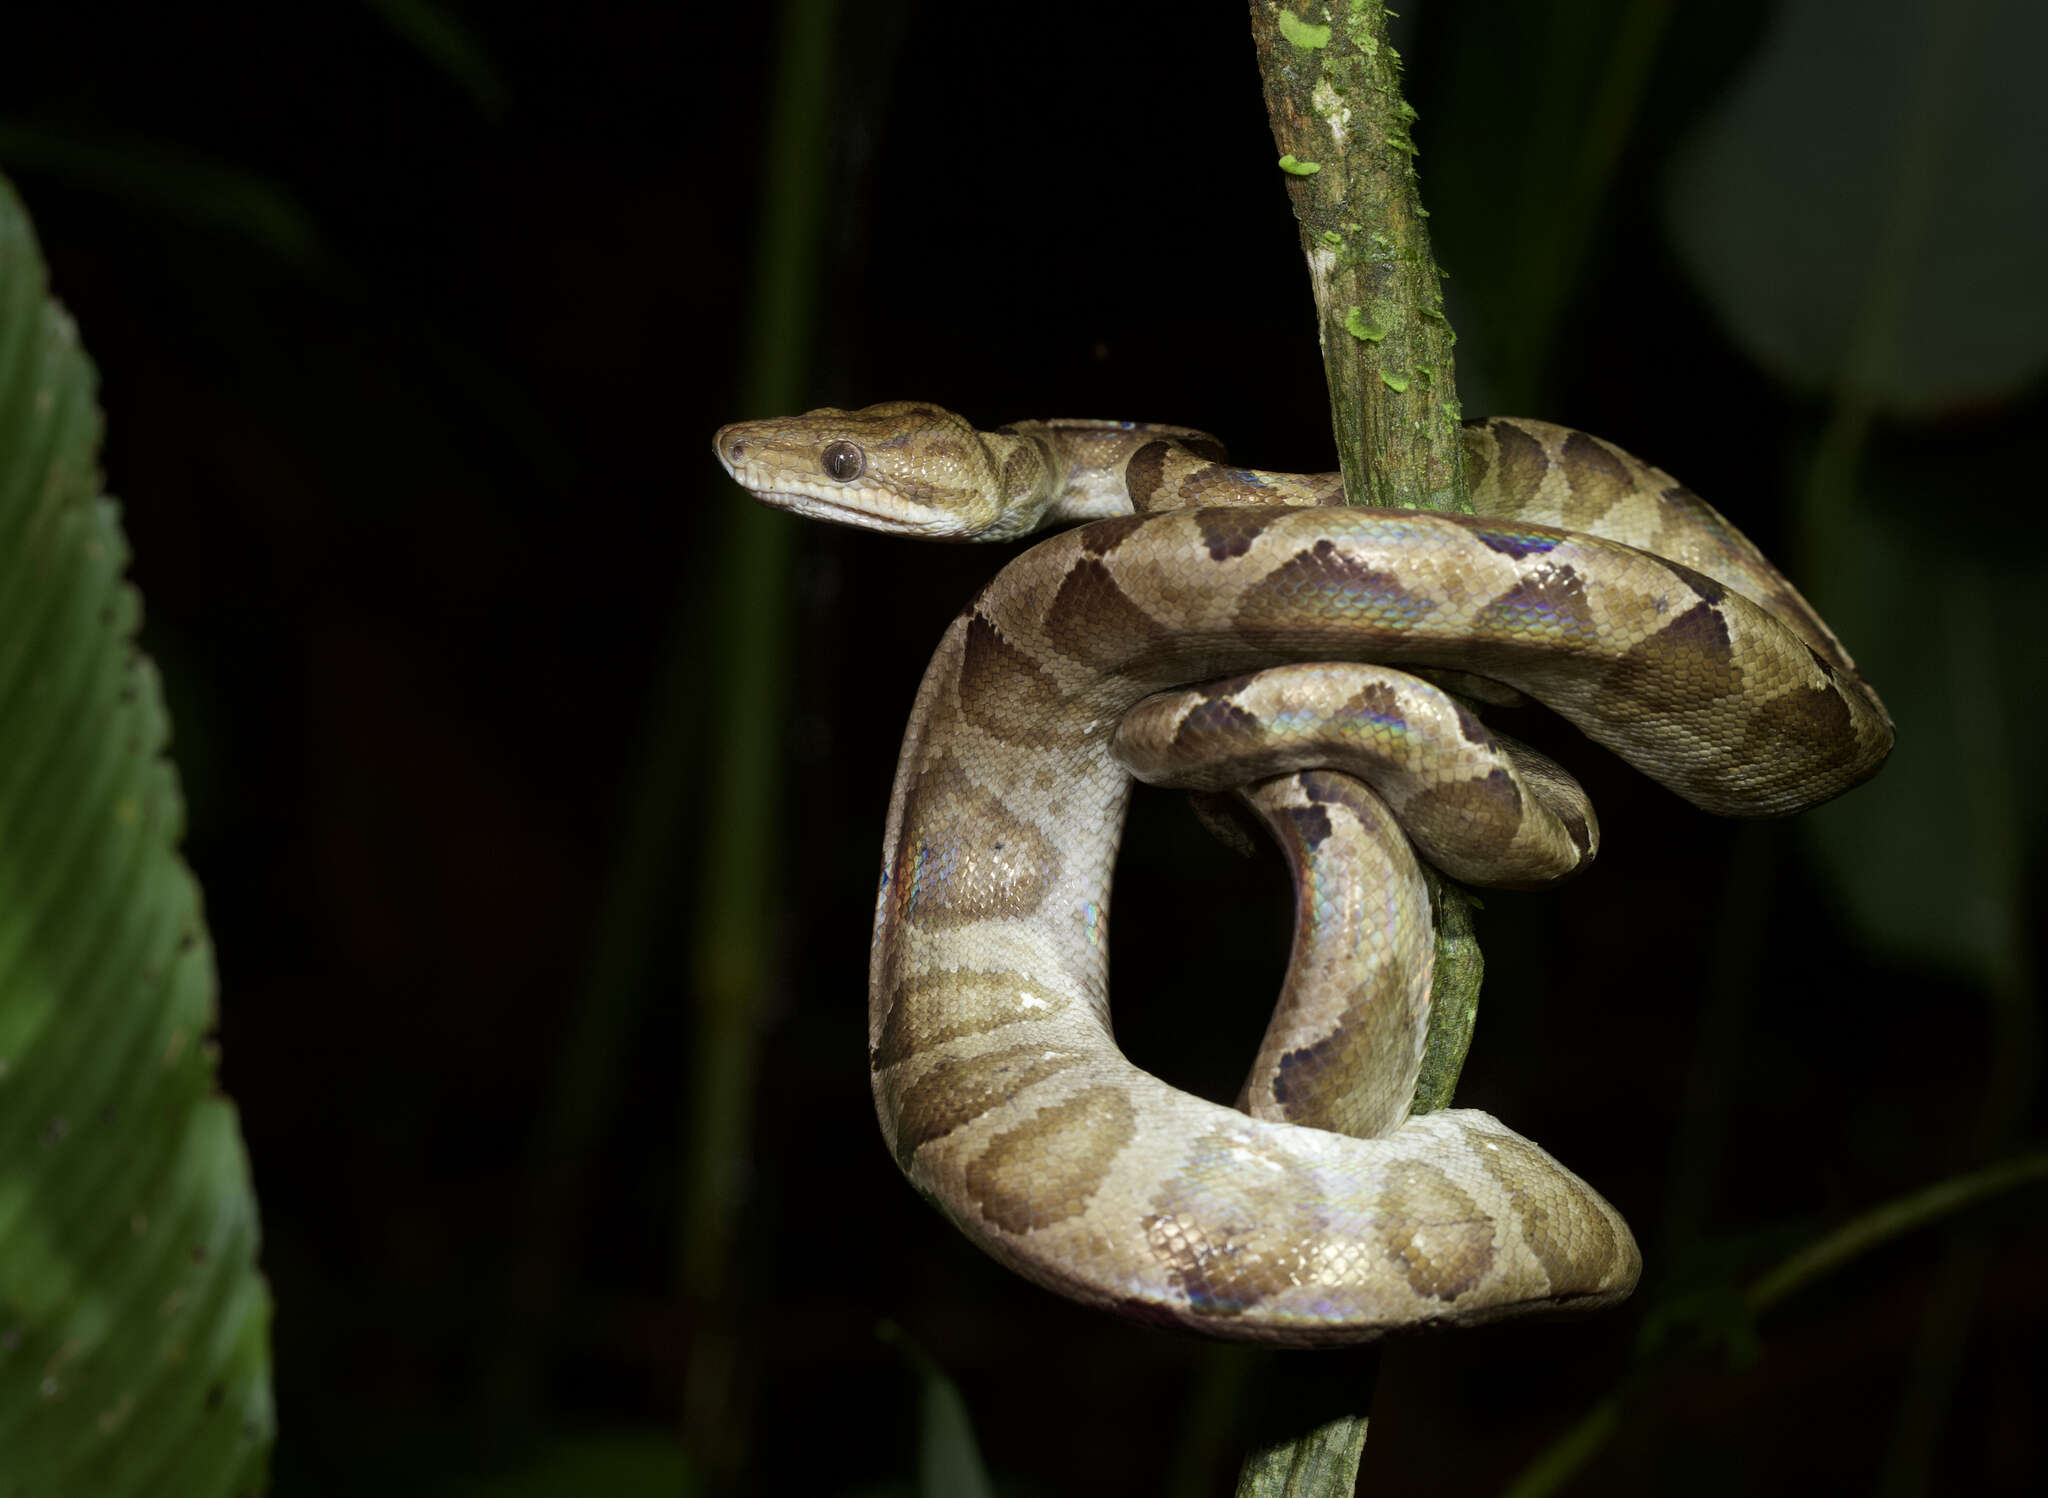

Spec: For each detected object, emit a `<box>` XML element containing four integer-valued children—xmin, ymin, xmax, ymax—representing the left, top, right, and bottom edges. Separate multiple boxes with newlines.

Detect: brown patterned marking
<box><xmin>889</xmin><ymin>760</ymin><xmax>1058</xmax><ymax>931</ymax></box>
<box><xmin>1292</xmin><ymin>772</ymin><xmax>1396</xmax><ymax>845</ymax></box>
<box><xmin>1195</xmin><ymin>672</ymin><xmax>1258</xmax><ymax>701</ymax></box>
<box><xmin>1143</xmin><ymin>1130</ymin><xmax>1330</xmax><ymax>1318</ymax></box>
<box><xmin>1172</xmin><ymin>695</ymin><xmax>1261</xmax><ymax>749</ymax></box>
<box><xmin>906</xmin><ymin>436</ymin><xmax>970</xmax><ymax>470</ymax></box>
<box><xmin>1448</xmin><ymin>697</ymin><xmax>1494</xmax><ymax>747</ymax></box>
<box><xmin>1268</xmin><ymin>975</ymin><xmax>1420</xmax><ymax>1137</ymax></box>
<box><xmin>1558</xmin><ymin>430</ymin><xmax>1637</xmax><ymax>525</ymax></box>
<box><xmin>1473</xmin><ymin>564</ymin><xmax>1596</xmax><ymax>647</ymax></box>
<box><xmin>1178</xmin><ymin>463</ymin><xmax>1275</xmax><ymax>508</ymax></box>
<box><xmin>1460</xmin><ymin>422</ymin><xmax>1493</xmax><ymax>495</ymax></box>
<box><xmin>1196</xmin><ymin>507</ymin><xmax>1275</xmax><ymax>560</ymax></box>
<box><xmin>889</xmin><ymin>1044</ymin><xmax>1085</xmax><ymax>1158</ymax></box>
<box><xmin>1657</xmin><ymin>484</ymin><xmax>1748</xmax><ymax>569</ymax></box>
<box><xmin>1487</xmin><ymin>420</ymin><xmax>1551</xmax><ymax>511</ymax></box>
<box><xmin>999</xmin><ymin>439</ymin><xmax>1050</xmax><ymax>508</ymax></box>
<box><xmin>1343</xmin><ymin>678</ymin><xmax>1407</xmax><ymax>731</ymax></box>
<box><xmin>1178</xmin><ymin>433</ymin><xmax>1230</xmax><ymax>463</ymax></box>
<box><xmin>1124</xmin><ymin>440</ymin><xmax>1173</xmax><ymax>508</ymax></box>
<box><xmin>1233</xmin><ymin>539</ymin><xmax>1440</xmax><ymax>637</ymax></box>
<box><xmin>1556</xmin><ymin>802</ymin><xmax>1593</xmax><ymax>854</ymax></box>
<box><xmin>957</xmin><ymin>613</ymin><xmax>1072</xmax><ymax>746</ymax></box>
<box><xmin>966</xmin><ymin>1085</ymin><xmax>1136</xmax><ymax>1233</ymax></box>
<box><xmin>1281</xmin><ymin>802</ymin><xmax>1334</xmax><ymax>851</ymax></box>
<box><xmin>1078</xmin><ymin>512</ymin><xmax>1150</xmax><ymax>556</ymax></box>
<box><xmin>1379</xmin><ymin>1161</ymin><xmax>1495</xmax><ymax>1299</ymax></box>
<box><xmin>872</xmin><ymin>969</ymin><xmax>1071</xmax><ymax>1072</ymax></box>
<box><xmin>1302</xmin><ymin>473</ymin><xmax>1349</xmax><ymax>507</ymax></box>
<box><xmin>1604</xmin><ymin>600</ymin><xmax>1743</xmax><ymax>708</ymax></box>
<box><xmin>1408</xmin><ymin>768</ymin><xmax>1523</xmax><ymax>836</ymax></box>
<box><xmin>1736</xmin><ymin>680</ymin><xmax>1855</xmax><ymax>765</ymax></box>
<box><xmin>1040</xmin><ymin>557</ymin><xmax>1172</xmax><ymax>669</ymax></box>
<box><xmin>1462</xmin><ymin>1125</ymin><xmax>1622</xmax><ymax>1294</ymax></box>
<box><xmin>1663</xmin><ymin>558</ymin><xmax>1727</xmax><ymax>605</ymax></box>
<box><xmin>1658</xmin><ymin>483</ymin><xmax>1722</xmax><ymax>528</ymax></box>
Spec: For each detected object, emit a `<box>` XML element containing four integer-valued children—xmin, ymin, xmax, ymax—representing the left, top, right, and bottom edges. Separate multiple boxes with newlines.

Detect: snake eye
<box><xmin>821</xmin><ymin>441</ymin><xmax>865</xmax><ymax>483</ymax></box>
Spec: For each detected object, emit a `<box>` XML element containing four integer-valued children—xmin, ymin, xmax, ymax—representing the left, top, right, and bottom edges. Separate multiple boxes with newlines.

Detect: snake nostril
<box><xmin>728</xmin><ymin>437</ymin><xmax>747</xmax><ymax>463</ymax></box>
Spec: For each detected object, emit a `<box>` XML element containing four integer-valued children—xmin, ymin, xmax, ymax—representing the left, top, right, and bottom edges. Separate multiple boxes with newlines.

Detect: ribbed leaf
<box><xmin>0</xmin><ymin>175</ymin><xmax>271</xmax><ymax>1495</ymax></box>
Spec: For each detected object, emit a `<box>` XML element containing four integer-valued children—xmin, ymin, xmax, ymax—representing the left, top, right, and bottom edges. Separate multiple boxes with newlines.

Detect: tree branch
<box><xmin>1236</xmin><ymin>4</ymin><xmax>1478</xmax><ymax>1491</ymax></box>
<box><xmin>1249</xmin><ymin>1</ymin><xmax>1467</xmax><ymax>515</ymax></box>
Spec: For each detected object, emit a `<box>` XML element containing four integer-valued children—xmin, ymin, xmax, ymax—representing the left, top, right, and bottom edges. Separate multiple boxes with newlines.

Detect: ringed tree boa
<box><xmin>714</xmin><ymin>402</ymin><xmax>1892</xmax><ymax>1345</ymax></box>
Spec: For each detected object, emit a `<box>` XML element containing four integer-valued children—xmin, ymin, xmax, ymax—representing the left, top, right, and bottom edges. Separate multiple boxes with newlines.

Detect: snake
<box><xmin>713</xmin><ymin>401</ymin><xmax>1893</xmax><ymax>1345</ymax></box>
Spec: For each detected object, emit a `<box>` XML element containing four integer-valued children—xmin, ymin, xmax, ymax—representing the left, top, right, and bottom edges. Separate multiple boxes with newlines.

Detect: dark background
<box><xmin>3</xmin><ymin>1</ymin><xmax>2042</xmax><ymax>1494</ymax></box>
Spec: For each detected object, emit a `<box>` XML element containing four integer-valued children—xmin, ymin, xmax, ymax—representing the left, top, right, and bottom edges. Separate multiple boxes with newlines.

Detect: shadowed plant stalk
<box><xmin>1237</xmin><ymin>5</ymin><xmax>1476</xmax><ymax>1493</ymax></box>
<box><xmin>676</xmin><ymin>0</ymin><xmax>842</xmax><ymax>1477</ymax></box>
<box><xmin>491</xmin><ymin>0</ymin><xmax>840</xmax><ymax>1461</ymax></box>
<box><xmin>507</xmin><ymin>0</ymin><xmax>858</xmax><ymax>1476</ymax></box>
<box><xmin>485</xmin><ymin>0</ymin><xmax>841</xmax><ymax>1462</ymax></box>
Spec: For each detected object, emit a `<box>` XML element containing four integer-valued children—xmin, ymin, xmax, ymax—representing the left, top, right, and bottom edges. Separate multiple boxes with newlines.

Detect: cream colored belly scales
<box><xmin>714</xmin><ymin>403</ymin><xmax>1892</xmax><ymax>1345</ymax></box>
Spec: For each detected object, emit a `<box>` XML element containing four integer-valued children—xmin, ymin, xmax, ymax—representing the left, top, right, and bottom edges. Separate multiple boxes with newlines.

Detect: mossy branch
<box><xmin>1237</xmin><ymin>4</ymin><xmax>1477</xmax><ymax>1492</ymax></box>
<box><xmin>1250</xmin><ymin>1</ymin><xmax>1467</xmax><ymax>516</ymax></box>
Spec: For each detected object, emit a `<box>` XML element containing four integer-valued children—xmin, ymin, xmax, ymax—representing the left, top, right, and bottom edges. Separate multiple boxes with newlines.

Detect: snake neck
<box><xmin>999</xmin><ymin>418</ymin><xmax>1345</xmax><ymax>525</ymax></box>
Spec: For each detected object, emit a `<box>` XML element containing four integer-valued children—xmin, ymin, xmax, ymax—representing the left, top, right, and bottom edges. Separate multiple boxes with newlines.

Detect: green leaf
<box><xmin>1788</xmin><ymin>410</ymin><xmax>2044</xmax><ymax>986</ymax></box>
<box><xmin>0</xmin><ymin>175</ymin><xmax>271</xmax><ymax>1494</ymax></box>
<box><xmin>360</xmin><ymin>0</ymin><xmax>511</xmax><ymax>119</ymax></box>
<box><xmin>876</xmin><ymin>1323</ymin><xmax>999</xmax><ymax>1498</ymax></box>
<box><xmin>1665</xmin><ymin>0</ymin><xmax>2048</xmax><ymax>413</ymax></box>
<box><xmin>0</xmin><ymin>126</ymin><xmax>325</xmax><ymax>271</ymax></box>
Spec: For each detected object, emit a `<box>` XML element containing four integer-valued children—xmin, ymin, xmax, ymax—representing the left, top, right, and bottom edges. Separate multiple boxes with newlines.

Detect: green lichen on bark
<box><xmin>1248</xmin><ymin>0</ymin><xmax>1468</xmax><ymax>516</ymax></box>
<box><xmin>1277</xmin><ymin>10</ymin><xmax>1332</xmax><ymax>50</ymax></box>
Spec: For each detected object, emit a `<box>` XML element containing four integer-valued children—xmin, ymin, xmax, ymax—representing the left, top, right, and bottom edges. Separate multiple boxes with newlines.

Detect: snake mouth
<box><xmin>731</xmin><ymin>477</ymin><xmax>956</xmax><ymax>538</ymax></box>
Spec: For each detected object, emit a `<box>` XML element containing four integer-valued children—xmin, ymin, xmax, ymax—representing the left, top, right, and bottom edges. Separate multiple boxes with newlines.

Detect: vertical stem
<box><xmin>1240</xmin><ymin>4</ymin><xmax>1478</xmax><ymax>1492</ymax></box>
<box><xmin>480</xmin><ymin>1</ymin><xmax>837</xmax><ymax>1454</ymax></box>
<box><xmin>1494</xmin><ymin>0</ymin><xmax>1675</xmax><ymax>408</ymax></box>
<box><xmin>1248</xmin><ymin>1</ymin><xmax>1467</xmax><ymax>516</ymax></box>
<box><xmin>680</xmin><ymin>0</ymin><xmax>841</xmax><ymax>1476</ymax></box>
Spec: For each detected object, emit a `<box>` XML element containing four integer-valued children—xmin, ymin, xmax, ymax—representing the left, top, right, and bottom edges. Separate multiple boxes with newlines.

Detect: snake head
<box><xmin>713</xmin><ymin>401</ymin><xmax>1056</xmax><ymax>541</ymax></box>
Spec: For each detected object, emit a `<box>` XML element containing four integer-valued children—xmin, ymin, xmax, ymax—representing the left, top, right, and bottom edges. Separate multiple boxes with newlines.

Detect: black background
<box><xmin>3</xmin><ymin>2</ymin><xmax>2041</xmax><ymax>1495</ymax></box>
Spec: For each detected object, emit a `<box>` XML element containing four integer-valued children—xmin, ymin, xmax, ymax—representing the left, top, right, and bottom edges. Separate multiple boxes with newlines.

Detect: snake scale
<box><xmin>715</xmin><ymin>402</ymin><xmax>1892</xmax><ymax>1345</ymax></box>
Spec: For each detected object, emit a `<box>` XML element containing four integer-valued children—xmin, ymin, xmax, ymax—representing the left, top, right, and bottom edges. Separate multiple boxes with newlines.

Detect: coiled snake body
<box><xmin>715</xmin><ymin>403</ymin><xmax>1892</xmax><ymax>1345</ymax></box>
